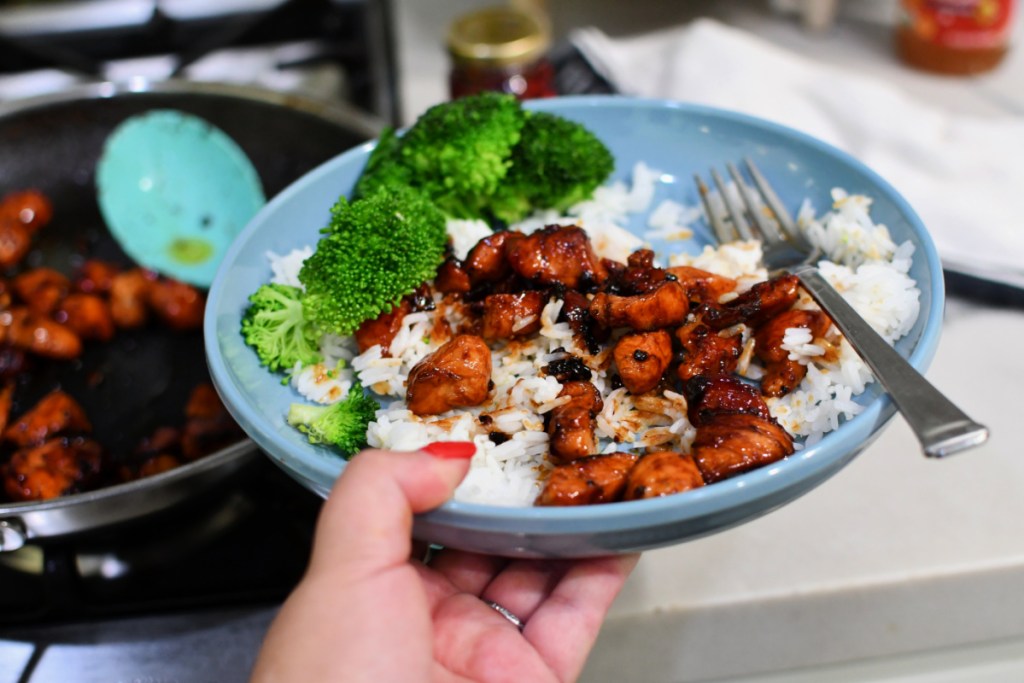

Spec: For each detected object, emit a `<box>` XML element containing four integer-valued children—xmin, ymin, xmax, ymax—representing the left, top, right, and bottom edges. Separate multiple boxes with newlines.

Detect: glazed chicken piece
<box><xmin>406</xmin><ymin>284</ymin><xmax>437</xmax><ymax>313</ymax></box>
<box><xmin>547</xmin><ymin>380</ymin><xmax>604</xmax><ymax>462</ymax></box>
<box><xmin>12</xmin><ymin>268</ymin><xmax>70</xmax><ymax>315</ymax></box>
<box><xmin>504</xmin><ymin>225</ymin><xmax>607</xmax><ymax>290</ymax></box>
<box><xmin>55</xmin><ymin>293</ymin><xmax>116</xmax><ymax>342</ymax></box>
<box><xmin>623</xmin><ymin>450</ymin><xmax>705</xmax><ymax>500</ymax></box>
<box><xmin>406</xmin><ymin>334</ymin><xmax>492</xmax><ymax>416</ymax></box>
<box><xmin>132</xmin><ymin>428</ymin><xmax>182</xmax><ymax>458</ymax></box>
<box><xmin>754</xmin><ymin>309</ymin><xmax>833</xmax><ymax>397</ymax></box>
<box><xmin>543</xmin><ymin>354</ymin><xmax>593</xmax><ymax>383</ymax></box>
<box><xmin>0</xmin><ymin>190</ymin><xmax>51</xmax><ymax>270</ymax></box>
<box><xmin>675</xmin><ymin>318</ymin><xmax>743</xmax><ymax>382</ymax></box>
<box><xmin>147</xmin><ymin>278</ymin><xmax>205</xmax><ymax>331</ymax></box>
<box><xmin>608</xmin><ymin>249</ymin><xmax>673</xmax><ymax>295</ymax></box>
<box><xmin>666</xmin><ymin>265</ymin><xmax>738</xmax><ymax>305</ymax></box>
<box><xmin>355</xmin><ymin>299</ymin><xmax>412</xmax><ymax>354</ymax></box>
<box><xmin>612</xmin><ymin>329</ymin><xmax>673</xmax><ymax>394</ymax></box>
<box><xmin>464</xmin><ymin>230</ymin><xmax>520</xmax><ymax>286</ymax></box>
<box><xmin>434</xmin><ymin>257</ymin><xmax>471</xmax><ymax>294</ymax></box>
<box><xmin>0</xmin><ymin>189</ymin><xmax>53</xmax><ymax>233</ymax></box>
<box><xmin>356</xmin><ymin>285</ymin><xmax>437</xmax><ymax>354</ymax></box>
<box><xmin>180</xmin><ymin>383</ymin><xmax>243</xmax><ymax>461</ymax></box>
<box><xmin>2</xmin><ymin>436</ymin><xmax>103</xmax><ymax>501</ymax></box>
<box><xmin>559</xmin><ymin>289</ymin><xmax>608</xmax><ymax>354</ymax></box>
<box><xmin>3</xmin><ymin>388</ymin><xmax>92</xmax><ymax>447</ymax></box>
<box><xmin>481</xmin><ymin>291</ymin><xmax>546</xmax><ymax>340</ymax></box>
<box><xmin>536</xmin><ymin>450</ymin><xmax>639</xmax><ymax>506</ymax></box>
<box><xmin>74</xmin><ymin>260</ymin><xmax>121</xmax><ymax>295</ymax></box>
<box><xmin>0</xmin><ymin>379</ymin><xmax>14</xmax><ymax>434</ymax></box>
<box><xmin>685</xmin><ymin>375</ymin><xmax>794</xmax><ymax>483</ymax></box>
<box><xmin>134</xmin><ymin>425</ymin><xmax>182</xmax><ymax>457</ymax></box>
<box><xmin>690</xmin><ymin>413</ymin><xmax>794</xmax><ymax>484</ymax></box>
<box><xmin>136</xmin><ymin>454</ymin><xmax>182</xmax><ymax>478</ymax></box>
<box><xmin>0</xmin><ymin>220</ymin><xmax>33</xmax><ymax>270</ymax></box>
<box><xmin>3</xmin><ymin>307</ymin><xmax>82</xmax><ymax>359</ymax></box>
<box><xmin>589</xmin><ymin>280</ymin><xmax>689</xmax><ymax>332</ymax></box>
<box><xmin>685</xmin><ymin>375</ymin><xmax>773</xmax><ymax>426</ymax></box>
<box><xmin>108</xmin><ymin>268</ymin><xmax>153</xmax><ymax>328</ymax></box>
<box><xmin>702</xmin><ymin>274</ymin><xmax>800</xmax><ymax>331</ymax></box>
<box><xmin>121</xmin><ymin>426</ymin><xmax>183</xmax><ymax>481</ymax></box>
<box><xmin>185</xmin><ymin>383</ymin><xmax>225</xmax><ymax>420</ymax></box>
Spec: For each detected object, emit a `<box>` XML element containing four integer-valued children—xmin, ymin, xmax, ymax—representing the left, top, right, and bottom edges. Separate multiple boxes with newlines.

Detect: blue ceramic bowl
<box><xmin>205</xmin><ymin>96</ymin><xmax>943</xmax><ymax>558</ymax></box>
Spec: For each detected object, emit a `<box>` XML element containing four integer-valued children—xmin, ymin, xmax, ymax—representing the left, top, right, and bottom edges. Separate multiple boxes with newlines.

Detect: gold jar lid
<box><xmin>446</xmin><ymin>6</ymin><xmax>551</xmax><ymax>67</ymax></box>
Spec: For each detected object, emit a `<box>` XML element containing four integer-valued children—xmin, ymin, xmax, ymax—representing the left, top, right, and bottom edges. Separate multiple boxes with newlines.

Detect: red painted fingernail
<box><xmin>422</xmin><ymin>441</ymin><xmax>476</xmax><ymax>459</ymax></box>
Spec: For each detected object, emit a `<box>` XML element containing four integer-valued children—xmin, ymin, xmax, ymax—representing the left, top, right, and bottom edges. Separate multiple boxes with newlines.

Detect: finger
<box><xmin>411</xmin><ymin>549</ymin><xmax>508</xmax><ymax>618</ymax></box>
<box><xmin>307</xmin><ymin>444</ymin><xmax>474</xmax><ymax>581</ymax></box>
<box><xmin>426</xmin><ymin>547</ymin><xmax>509</xmax><ymax>595</ymax></box>
<box><xmin>526</xmin><ymin>553</ymin><xmax>640</xmax><ymax>682</ymax></box>
<box><xmin>478</xmin><ymin>559</ymin><xmax>569</xmax><ymax>622</ymax></box>
<box><xmin>432</xmin><ymin>592</ymin><xmax>549</xmax><ymax>672</ymax></box>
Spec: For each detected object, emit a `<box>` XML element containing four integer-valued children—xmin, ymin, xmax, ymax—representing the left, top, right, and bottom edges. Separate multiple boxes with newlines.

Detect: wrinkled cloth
<box><xmin>572</xmin><ymin>19</ymin><xmax>1024</xmax><ymax>286</ymax></box>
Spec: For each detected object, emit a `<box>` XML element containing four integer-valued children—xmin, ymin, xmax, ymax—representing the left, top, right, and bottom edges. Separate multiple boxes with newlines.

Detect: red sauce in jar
<box><xmin>447</xmin><ymin>7</ymin><xmax>556</xmax><ymax>100</ymax></box>
<box><xmin>897</xmin><ymin>0</ymin><xmax>1017</xmax><ymax>75</ymax></box>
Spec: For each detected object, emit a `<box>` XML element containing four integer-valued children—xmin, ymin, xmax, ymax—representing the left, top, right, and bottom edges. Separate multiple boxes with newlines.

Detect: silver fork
<box><xmin>696</xmin><ymin>158</ymin><xmax>988</xmax><ymax>458</ymax></box>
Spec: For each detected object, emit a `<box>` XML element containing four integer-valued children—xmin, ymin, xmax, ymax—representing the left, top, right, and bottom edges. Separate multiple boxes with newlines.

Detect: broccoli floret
<box><xmin>287</xmin><ymin>384</ymin><xmax>379</xmax><ymax>456</ymax></box>
<box><xmin>352</xmin><ymin>126</ymin><xmax>410</xmax><ymax>200</ymax></box>
<box><xmin>351</xmin><ymin>95</ymin><xmax>613</xmax><ymax>225</ymax></box>
<box><xmin>357</xmin><ymin>92</ymin><xmax>526</xmax><ymax>219</ymax></box>
<box><xmin>298</xmin><ymin>185</ymin><xmax>447</xmax><ymax>336</ymax></box>
<box><xmin>240</xmin><ymin>283</ymin><xmax>322</xmax><ymax>372</ymax></box>
<box><xmin>488</xmin><ymin>110</ymin><xmax>615</xmax><ymax>224</ymax></box>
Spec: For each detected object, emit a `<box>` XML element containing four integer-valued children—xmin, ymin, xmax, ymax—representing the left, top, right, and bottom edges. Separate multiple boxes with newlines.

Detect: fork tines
<box><xmin>696</xmin><ymin>158</ymin><xmax>804</xmax><ymax>248</ymax></box>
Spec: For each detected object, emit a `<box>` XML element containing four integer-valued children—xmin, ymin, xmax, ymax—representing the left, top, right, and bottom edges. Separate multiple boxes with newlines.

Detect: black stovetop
<box><xmin>0</xmin><ymin>455</ymin><xmax>320</xmax><ymax>682</ymax></box>
<box><xmin>0</xmin><ymin>455</ymin><xmax>321</xmax><ymax>628</ymax></box>
<box><xmin>0</xmin><ymin>0</ymin><xmax>400</xmax><ymax>125</ymax></box>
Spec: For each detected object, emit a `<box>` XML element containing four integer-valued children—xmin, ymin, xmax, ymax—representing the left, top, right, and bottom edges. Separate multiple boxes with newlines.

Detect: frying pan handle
<box><xmin>0</xmin><ymin>518</ymin><xmax>27</xmax><ymax>552</ymax></box>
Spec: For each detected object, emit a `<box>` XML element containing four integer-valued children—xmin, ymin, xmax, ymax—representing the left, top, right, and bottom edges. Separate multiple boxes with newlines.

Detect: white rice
<box><xmin>268</xmin><ymin>165</ymin><xmax>921</xmax><ymax>506</ymax></box>
<box><xmin>267</xmin><ymin>246</ymin><xmax>313</xmax><ymax>289</ymax></box>
<box><xmin>445</xmin><ymin>219</ymin><xmax>493</xmax><ymax>261</ymax></box>
<box><xmin>645</xmin><ymin>198</ymin><xmax>700</xmax><ymax>242</ymax></box>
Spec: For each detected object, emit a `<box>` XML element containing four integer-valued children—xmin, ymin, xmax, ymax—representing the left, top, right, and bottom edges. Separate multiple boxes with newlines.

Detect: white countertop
<box><xmin>584</xmin><ymin>297</ymin><xmax>1024</xmax><ymax>682</ymax></box>
<box><xmin>391</xmin><ymin>1</ymin><xmax>1024</xmax><ymax>680</ymax></box>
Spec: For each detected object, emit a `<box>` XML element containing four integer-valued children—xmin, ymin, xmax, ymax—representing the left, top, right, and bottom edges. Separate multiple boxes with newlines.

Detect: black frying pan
<box><xmin>0</xmin><ymin>80</ymin><xmax>381</xmax><ymax>549</ymax></box>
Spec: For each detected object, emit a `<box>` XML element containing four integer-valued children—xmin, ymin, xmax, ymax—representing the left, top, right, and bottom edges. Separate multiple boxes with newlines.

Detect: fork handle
<box><xmin>792</xmin><ymin>265</ymin><xmax>988</xmax><ymax>458</ymax></box>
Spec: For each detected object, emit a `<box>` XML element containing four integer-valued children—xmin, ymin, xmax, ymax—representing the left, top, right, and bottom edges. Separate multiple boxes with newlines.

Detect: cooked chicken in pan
<box><xmin>0</xmin><ymin>189</ymin><xmax>244</xmax><ymax>503</ymax></box>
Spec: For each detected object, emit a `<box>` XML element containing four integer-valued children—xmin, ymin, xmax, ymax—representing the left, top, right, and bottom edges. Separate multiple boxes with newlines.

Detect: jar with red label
<box><xmin>897</xmin><ymin>0</ymin><xmax>1017</xmax><ymax>75</ymax></box>
<box><xmin>446</xmin><ymin>6</ymin><xmax>557</xmax><ymax>100</ymax></box>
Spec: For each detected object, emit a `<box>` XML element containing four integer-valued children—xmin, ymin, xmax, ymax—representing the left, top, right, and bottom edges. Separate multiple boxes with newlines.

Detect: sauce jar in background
<box><xmin>446</xmin><ymin>6</ymin><xmax>557</xmax><ymax>100</ymax></box>
<box><xmin>897</xmin><ymin>0</ymin><xmax>1018</xmax><ymax>75</ymax></box>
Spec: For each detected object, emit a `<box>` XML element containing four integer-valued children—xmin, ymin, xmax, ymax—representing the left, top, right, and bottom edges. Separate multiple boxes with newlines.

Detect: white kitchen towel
<box><xmin>572</xmin><ymin>19</ymin><xmax>1024</xmax><ymax>285</ymax></box>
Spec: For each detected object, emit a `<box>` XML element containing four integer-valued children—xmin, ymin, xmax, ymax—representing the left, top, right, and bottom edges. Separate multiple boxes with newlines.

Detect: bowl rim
<box><xmin>205</xmin><ymin>94</ymin><xmax>945</xmax><ymax>531</ymax></box>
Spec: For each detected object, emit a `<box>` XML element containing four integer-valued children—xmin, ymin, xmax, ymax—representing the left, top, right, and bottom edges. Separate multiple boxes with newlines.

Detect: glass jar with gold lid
<box><xmin>446</xmin><ymin>6</ymin><xmax>556</xmax><ymax>100</ymax></box>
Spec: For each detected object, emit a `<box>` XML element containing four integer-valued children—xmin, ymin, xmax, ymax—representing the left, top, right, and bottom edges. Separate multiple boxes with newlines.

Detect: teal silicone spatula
<box><xmin>96</xmin><ymin>109</ymin><xmax>266</xmax><ymax>288</ymax></box>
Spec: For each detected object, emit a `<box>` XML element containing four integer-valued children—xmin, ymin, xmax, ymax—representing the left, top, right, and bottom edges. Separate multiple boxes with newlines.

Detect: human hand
<box><xmin>250</xmin><ymin>444</ymin><xmax>639</xmax><ymax>683</ymax></box>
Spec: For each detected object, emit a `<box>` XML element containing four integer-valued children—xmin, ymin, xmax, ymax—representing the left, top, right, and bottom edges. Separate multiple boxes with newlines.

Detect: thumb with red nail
<box><xmin>250</xmin><ymin>445</ymin><xmax>638</xmax><ymax>683</ymax></box>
